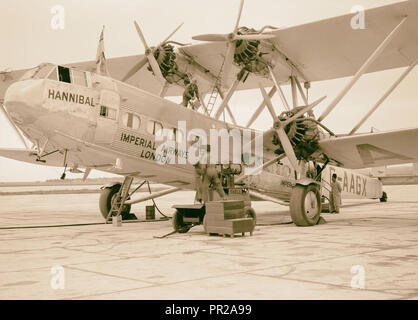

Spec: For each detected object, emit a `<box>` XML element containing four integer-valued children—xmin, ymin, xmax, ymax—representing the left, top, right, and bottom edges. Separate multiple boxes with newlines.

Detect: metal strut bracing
<box><xmin>349</xmin><ymin>57</ymin><xmax>418</xmax><ymax>135</ymax></box>
<box><xmin>214</xmin><ymin>79</ymin><xmax>240</xmax><ymax>121</ymax></box>
<box><xmin>104</xmin><ymin>176</ymin><xmax>182</xmax><ymax>223</ymax></box>
<box><xmin>105</xmin><ymin>176</ymin><xmax>134</xmax><ymax>223</ymax></box>
<box><xmin>318</xmin><ymin>16</ymin><xmax>408</xmax><ymax>122</ymax></box>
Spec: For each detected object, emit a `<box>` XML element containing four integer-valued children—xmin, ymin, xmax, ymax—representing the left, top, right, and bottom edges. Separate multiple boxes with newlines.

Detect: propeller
<box><xmin>122</xmin><ymin>21</ymin><xmax>184</xmax><ymax>83</ymax></box>
<box><xmin>192</xmin><ymin>0</ymin><xmax>275</xmax><ymax>86</ymax></box>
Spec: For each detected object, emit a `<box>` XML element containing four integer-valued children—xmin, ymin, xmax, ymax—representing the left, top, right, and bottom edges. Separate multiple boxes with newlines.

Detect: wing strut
<box><xmin>268</xmin><ymin>66</ymin><xmax>290</xmax><ymax>111</ymax></box>
<box><xmin>159</xmin><ymin>81</ymin><xmax>170</xmax><ymax>98</ymax></box>
<box><xmin>246</xmin><ymin>86</ymin><xmax>277</xmax><ymax>127</ymax></box>
<box><xmin>258</xmin><ymin>84</ymin><xmax>277</xmax><ymax>121</ymax></box>
<box><xmin>214</xmin><ymin>79</ymin><xmax>240</xmax><ymax>121</ymax></box>
<box><xmin>318</xmin><ymin>16</ymin><xmax>408</xmax><ymax>122</ymax></box>
<box><xmin>199</xmin><ymin>93</ymin><xmax>211</xmax><ymax>116</ymax></box>
<box><xmin>349</xmin><ymin>57</ymin><xmax>417</xmax><ymax>135</ymax></box>
<box><xmin>290</xmin><ymin>76</ymin><xmax>298</xmax><ymax>109</ymax></box>
<box><xmin>217</xmin><ymin>89</ymin><xmax>238</xmax><ymax>125</ymax></box>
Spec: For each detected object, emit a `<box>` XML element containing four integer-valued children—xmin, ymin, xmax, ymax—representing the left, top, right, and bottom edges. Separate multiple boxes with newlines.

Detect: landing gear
<box><xmin>290</xmin><ymin>184</ymin><xmax>321</xmax><ymax>226</ymax></box>
<box><xmin>380</xmin><ymin>191</ymin><xmax>388</xmax><ymax>202</ymax></box>
<box><xmin>99</xmin><ymin>183</ymin><xmax>132</xmax><ymax>220</ymax></box>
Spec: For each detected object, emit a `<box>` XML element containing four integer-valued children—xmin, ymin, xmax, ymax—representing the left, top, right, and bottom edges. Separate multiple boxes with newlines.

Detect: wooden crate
<box><xmin>205</xmin><ymin>218</ymin><xmax>254</xmax><ymax>238</ymax></box>
<box><xmin>206</xmin><ymin>200</ymin><xmax>245</xmax><ymax>212</ymax></box>
<box><xmin>205</xmin><ymin>200</ymin><xmax>254</xmax><ymax>237</ymax></box>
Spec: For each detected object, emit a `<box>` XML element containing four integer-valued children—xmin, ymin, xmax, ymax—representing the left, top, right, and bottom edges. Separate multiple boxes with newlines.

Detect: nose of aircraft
<box><xmin>3</xmin><ymin>79</ymin><xmax>46</xmax><ymax>125</ymax></box>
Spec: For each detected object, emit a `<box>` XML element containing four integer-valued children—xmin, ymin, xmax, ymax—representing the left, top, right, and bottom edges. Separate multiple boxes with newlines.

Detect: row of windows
<box><xmin>101</xmin><ymin>108</ymin><xmax>183</xmax><ymax>143</ymax></box>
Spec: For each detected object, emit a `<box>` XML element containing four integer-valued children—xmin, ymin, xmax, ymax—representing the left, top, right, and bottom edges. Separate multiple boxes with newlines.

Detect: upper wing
<box><xmin>318</xmin><ymin>127</ymin><xmax>418</xmax><ymax>169</ymax></box>
<box><xmin>181</xmin><ymin>0</ymin><xmax>418</xmax><ymax>87</ymax></box>
<box><xmin>1</xmin><ymin>1</ymin><xmax>417</xmax><ymax>99</ymax></box>
<box><xmin>87</xmin><ymin>0</ymin><xmax>418</xmax><ymax>94</ymax></box>
<box><xmin>265</xmin><ymin>0</ymin><xmax>418</xmax><ymax>82</ymax></box>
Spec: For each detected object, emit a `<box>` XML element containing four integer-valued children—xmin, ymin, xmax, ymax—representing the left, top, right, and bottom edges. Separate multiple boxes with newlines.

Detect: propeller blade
<box><xmin>192</xmin><ymin>34</ymin><xmax>230</xmax><ymax>42</ymax></box>
<box><xmin>147</xmin><ymin>53</ymin><xmax>166</xmax><ymax>84</ymax></box>
<box><xmin>132</xmin><ymin>20</ymin><xmax>167</xmax><ymax>84</ymax></box>
<box><xmin>221</xmin><ymin>41</ymin><xmax>236</xmax><ymax>86</ymax></box>
<box><xmin>159</xmin><ymin>22</ymin><xmax>184</xmax><ymax>46</ymax></box>
<box><xmin>275</xmin><ymin>126</ymin><xmax>299</xmax><ymax>174</ymax></box>
<box><xmin>281</xmin><ymin>96</ymin><xmax>326</xmax><ymax>126</ymax></box>
<box><xmin>122</xmin><ymin>56</ymin><xmax>148</xmax><ymax>82</ymax></box>
<box><xmin>234</xmin><ymin>0</ymin><xmax>245</xmax><ymax>32</ymax></box>
<box><xmin>234</xmin><ymin>33</ymin><xmax>275</xmax><ymax>41</ymax></box>
<box><xmin>134</xmin><ymin>21</ymin><xmax>150</xmax><ymax>51</ymax></box>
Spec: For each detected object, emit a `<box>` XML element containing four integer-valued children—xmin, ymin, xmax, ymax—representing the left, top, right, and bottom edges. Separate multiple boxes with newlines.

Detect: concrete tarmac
<box><xmin>0</xmin><ymin>185</ymin><xmax>417</xmax><ymax>300</ymax></box>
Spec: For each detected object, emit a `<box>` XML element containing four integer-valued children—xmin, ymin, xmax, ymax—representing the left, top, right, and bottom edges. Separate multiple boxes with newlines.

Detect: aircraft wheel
<box><xmin>172</xmin><ymin>210</ymin><xmax>190</xmax><ymax>233</ymax></box>
<box><xmin>244</xmin><ymin>207</ymin><xmax>257</xmax><ymax>232</ymax></box>
<box><xmin>380</xmin><ymin>191</ymin><xmax>388</xmax><ymax>202</ymax></box>
<box><xmin>290</xmin><ymin>184</ymin><xmax>321</xmax><ymax>226</ymax></box>
<box><xmin>99</xmin><ymin>184</ymin><xmax>131</xmax><ymax>220</ymax></box>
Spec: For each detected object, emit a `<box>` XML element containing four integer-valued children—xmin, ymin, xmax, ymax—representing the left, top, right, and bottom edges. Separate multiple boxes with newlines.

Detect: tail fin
<box><xmin>96</xmin><ymin>26</ymin><xmax>110</xmax><ymax>76</ymax></box>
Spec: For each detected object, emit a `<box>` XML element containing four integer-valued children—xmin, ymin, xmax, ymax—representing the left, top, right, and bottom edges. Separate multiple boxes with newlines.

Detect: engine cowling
<box><xmin>272</xmin><ymin>107</ymin><xmax>321</xmax><ymax>161</ymax></box>
<box><xmin>233</xmin><ymin>27</ymin><xmax>270</xmax><ymax>79</ymax></box>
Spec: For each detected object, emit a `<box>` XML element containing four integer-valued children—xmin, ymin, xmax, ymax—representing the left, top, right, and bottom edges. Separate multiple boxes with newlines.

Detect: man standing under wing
<box><xmin>330</xmin><ymin>173</ymin><xmax>342</xmax><ymax>213</ymax></box>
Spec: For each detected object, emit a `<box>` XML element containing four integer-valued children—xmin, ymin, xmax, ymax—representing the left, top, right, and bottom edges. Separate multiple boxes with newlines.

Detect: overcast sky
<box><xmin>0</xmin><ymin>0</ymin><xmax>416</xmax><ymax>182</ymax></box>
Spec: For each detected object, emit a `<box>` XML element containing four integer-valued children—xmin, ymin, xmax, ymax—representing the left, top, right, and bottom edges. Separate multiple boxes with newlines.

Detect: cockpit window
<box><xmin>72</xmin><ymin>69</ymin><xmax>87</xmax><ymax>87</ymax></box>
<box><xmin>58</xmin><ymin>66</ymin><xmax>71</xmax><ymax>83</ymax></box>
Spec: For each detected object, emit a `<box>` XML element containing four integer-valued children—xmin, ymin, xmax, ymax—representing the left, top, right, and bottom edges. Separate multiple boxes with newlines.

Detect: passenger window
<box><xmin>154</xmin><ymin>121</ymin><xmax>163</xmax><ymax>136</ymax></box>
<box><xmin>72</xmin><ymin>70</ymin><xmax>87</xmax><ymax>87</ymax></box>
<box><xmin>58</xmin><ymin>66</ymin><xmax>71</xmax><ymax>83</ymax></box>
<box><xmin>122</xmin><ymin>112</ymin><xmax>141</xmax><ymax>130</ymax></box>
<box><xmin>147</xmin><ymin>120</ymin><xmax>163</xmax><ymax>136</ymax></box>
<box><xmin>100</xmin><ymin>106</ymin><xmax>116</xmax><ymax>120</ymax></box>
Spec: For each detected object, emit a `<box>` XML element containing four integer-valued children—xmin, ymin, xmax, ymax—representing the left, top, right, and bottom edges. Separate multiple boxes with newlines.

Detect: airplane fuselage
<box><xmin>3</xmin><ymin>63</ymin><xmax>383</xmax><ymax>202</ymax></box>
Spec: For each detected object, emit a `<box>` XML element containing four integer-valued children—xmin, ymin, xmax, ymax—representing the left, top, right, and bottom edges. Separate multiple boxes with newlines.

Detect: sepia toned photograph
<box><xmin>0</xmin><ymin>0</ymin><xmax>417</xmax><ymax>306</ymax></box>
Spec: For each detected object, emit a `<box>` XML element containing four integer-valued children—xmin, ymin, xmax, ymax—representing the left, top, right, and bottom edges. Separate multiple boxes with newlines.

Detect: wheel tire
<box><xmin>290</xmin><ymin>184</ymin><xmax>321</xmax><ymax>226</ymax></box>
<box><xmin>99</xmin><ymin>184</ymin><xmax>131</xmax><ymax>220</ymax></box>
<box><xmin>380</xmin><ymin>191</ymin><xmax>388</xmax><ymax>203</ymax></box>
<box><xmin>244</xmin><ymin>207</ymin><xmax>257</xmax><ymax>232</ymax></box>
<box><xmin>172</xmin><ymin>210</ymin><xmax>190</xmax><ymax>233</ymax></box>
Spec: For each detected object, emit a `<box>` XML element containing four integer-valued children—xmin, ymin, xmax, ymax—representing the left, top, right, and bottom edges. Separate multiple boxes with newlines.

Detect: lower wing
<box><xmin>319</xmin><ymin>127</ymin><xmax>418</xmax><ymax>169</ymax></box>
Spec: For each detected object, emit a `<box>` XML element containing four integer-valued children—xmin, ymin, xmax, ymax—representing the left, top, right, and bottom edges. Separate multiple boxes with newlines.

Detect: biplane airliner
<box><xmin>0</xmin><ymin>0</ymin><xmax>417</xmax><ymax>228</ymax></box>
